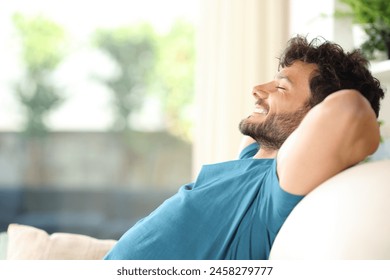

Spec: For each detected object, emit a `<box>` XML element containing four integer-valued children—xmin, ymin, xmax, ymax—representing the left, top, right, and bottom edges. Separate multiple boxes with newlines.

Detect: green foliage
<box><xmin>340</xmin><ymin>0</ymin><xmax>390</xmax><ymax>26</ymax></box>
<box><xmin>13</xmin><ymin>13</ymin><xmax>67</xmax><ymax>74</ymax></box>
<box><xmin>12</xmin><ymin>13</ymin><xmax>195</xmax><ymax>140</ymax></box>
<box><xmin>340</xmin><ymin>0</ymin><xmax>390</xmax><ymax>59</ymax></box>
<box><xmin>93</xmin><ymin>20</ymin><xmax>196</xmax><ymax>140</ymax></box>
<box><xmin>360</xmin><ymin>25</ymin><xmax>390</xmax><ymax>59</ymax></box>
<box><xmin>93</xmin><ymin>23</ymin><xmax>157</xmax><ymax>131</ymax></box>
<box><xmin>14</xmin><ymin>81</ymin><xmax>63</xmax><ymax>135</ymax></box>
<box><xmin>12</xmin><ymin>13</ymin><xmax>67</xmax><ymax>136</ymax></box>
<box><xmin>156</xmin><ymin>20</ymin><xmax>195</xmax><ymax>140</ymax></box>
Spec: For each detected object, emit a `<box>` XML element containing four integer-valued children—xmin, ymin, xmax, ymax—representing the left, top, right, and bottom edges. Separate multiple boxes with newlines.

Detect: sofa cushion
<box><xmin>269</xmin><ymin>160</ymin><xmax>390</xmax><ymax>260</ymax></box>
<box><xmin>6</xmin><ymin>223</ymin><xmax>116</xmax><ymax>260</ymax></box>
<box><xmin>0</xmin><ymin>231</ymin><xmax>7</xmax><ymax>260</ymax></box>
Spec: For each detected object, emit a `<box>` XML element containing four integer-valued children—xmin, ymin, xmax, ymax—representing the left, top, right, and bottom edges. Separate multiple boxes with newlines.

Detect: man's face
<box><xmin>239</xmin><ymin>61</ymin><xmax>317</xmax><ymax>151</ymax></box>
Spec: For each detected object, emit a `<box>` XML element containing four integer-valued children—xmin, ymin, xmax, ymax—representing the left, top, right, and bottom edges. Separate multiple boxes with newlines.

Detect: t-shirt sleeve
<box><xmin>239</xmin><ymin>142</ymin><xmax>259</xmax><ymax>159</ymax></box>
<box><xmin>265</xmin><ymin>160</ymin><xmax>304</xmax><ymax>244</ymax></box>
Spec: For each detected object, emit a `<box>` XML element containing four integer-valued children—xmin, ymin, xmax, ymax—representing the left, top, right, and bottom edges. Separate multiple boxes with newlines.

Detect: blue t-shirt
<box><xmin>104</xmin><ymin>143</ymin><xmax>303</xmax><ymax>260</ymax></box>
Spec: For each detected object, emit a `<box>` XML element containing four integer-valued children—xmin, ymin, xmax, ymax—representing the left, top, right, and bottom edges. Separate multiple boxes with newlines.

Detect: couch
<box><xmin>1</xmin><ymin>160</ymin><xmax>389</xmax><ymax>260</ymax></box>
<box><xmin>0</xmin><ymin>223</ymin><xmax>116</xmax><ymax>260</ymax></box>
<box><xmin>269</xmin><ymin>159</ymin><xmax>390</xmax><ymax>259</ymax></box>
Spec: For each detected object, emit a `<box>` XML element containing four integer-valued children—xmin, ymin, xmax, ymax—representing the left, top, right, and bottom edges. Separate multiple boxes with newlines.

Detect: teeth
<box><xmin>254</xmin><ymin>107</ymin><xmax>268</xmax><ymax>115</ymax></box>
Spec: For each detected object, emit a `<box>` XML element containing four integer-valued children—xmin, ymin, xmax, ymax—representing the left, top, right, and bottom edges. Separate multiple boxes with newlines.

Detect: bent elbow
<box><xmin>327</xmin><ymin>90</ymin><xmax>381</xmax><ymax>162</ymax></box>
<box><xmin>348</xmin><ymin>95</ymin><xmax>381</xmax><ymax>160</ymax></box>
<box><xmin>366</xmin><ymin>122</ymin><xmax>381</xmax><ymax>156</ymax></box>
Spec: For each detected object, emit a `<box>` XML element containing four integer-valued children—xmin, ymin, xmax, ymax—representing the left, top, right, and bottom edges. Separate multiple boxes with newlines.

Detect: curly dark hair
<box><xmin>279</xmin><ymin>35</ymin><xmax>385</xmax><ymax>117</ymax></box>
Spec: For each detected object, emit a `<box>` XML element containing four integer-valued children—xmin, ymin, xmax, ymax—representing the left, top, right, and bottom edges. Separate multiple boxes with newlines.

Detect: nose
<box><xmin>252</xmin><ymin>82</ymin><xmax>273</xmax><ymax>99</ymax></box>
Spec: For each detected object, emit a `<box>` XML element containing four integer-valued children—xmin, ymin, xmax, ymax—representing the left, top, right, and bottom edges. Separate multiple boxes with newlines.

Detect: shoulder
<box><xmin>276</xmin><ymin>89</ymin><xmax>380</xmax><ymax>195</ymax></box>
<box><xmin>239</xmin><ymin>141</ymin><xmax>259</xmax><ymax>159</ymax></box>
<box><xmin>259</xmin><ymin>160</ymin><xmax>304</xmax><ymax>237</ymax></box>
<box><xmin>237</xmin><ymin>136</ymin><xmax>258</xmax><ymax>159</ymax></box>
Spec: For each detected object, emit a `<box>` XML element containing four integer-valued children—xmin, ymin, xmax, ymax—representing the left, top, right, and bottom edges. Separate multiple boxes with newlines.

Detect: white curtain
<box><xmin>193</xmin><ymin>0</ymin><xmax>290</xmax><ymax>176</ymax></box>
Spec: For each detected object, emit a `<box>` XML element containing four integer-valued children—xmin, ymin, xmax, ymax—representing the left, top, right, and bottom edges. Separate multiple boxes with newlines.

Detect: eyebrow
<box><xmin>275</xmin><ymin>72</ymin><xmax>293</xmax><ymax>85</ymax></box>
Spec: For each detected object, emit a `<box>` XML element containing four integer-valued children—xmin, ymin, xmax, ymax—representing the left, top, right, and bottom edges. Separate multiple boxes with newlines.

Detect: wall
<box><xmin>193</xmin><ymin>0</ymin><xmax>290</xmax><ymax>175</ymax></box>
<box><xmin>0</xmin><ymin>131</ymin><xmax>192</xmax><ymax>191</ymax></box>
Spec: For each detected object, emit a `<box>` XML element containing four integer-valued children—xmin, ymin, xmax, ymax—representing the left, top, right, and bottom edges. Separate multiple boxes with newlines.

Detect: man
<box><xmin>104</xmin><ymin>35</ymin><xmax>384</xmax><ymax>260</ymax></box>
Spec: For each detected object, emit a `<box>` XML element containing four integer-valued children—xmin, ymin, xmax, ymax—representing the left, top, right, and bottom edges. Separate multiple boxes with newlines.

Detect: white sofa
<box><xmin>269</xmin><ymin>159</ymin><xmax>390</xmax><ymax>259</ymax></box>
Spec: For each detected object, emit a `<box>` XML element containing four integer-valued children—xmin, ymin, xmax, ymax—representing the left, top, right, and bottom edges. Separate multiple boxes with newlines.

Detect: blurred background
<box><xmin>0</xmin><ymin>0</ymin><xmax>389</xmax><ymax>239</ymax></box>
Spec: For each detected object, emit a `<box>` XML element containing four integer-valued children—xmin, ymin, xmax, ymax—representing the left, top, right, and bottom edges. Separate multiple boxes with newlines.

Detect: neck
<box><xmin>253</xmin><ymin>148</ymin><xmax>278</xmax><ymax>159</ymax></box>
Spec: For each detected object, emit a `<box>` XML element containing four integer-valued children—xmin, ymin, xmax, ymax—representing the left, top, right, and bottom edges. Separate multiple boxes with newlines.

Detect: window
<box><xmin>0</xmin><ymin>0</ymin><xmax>198</xmax><ymax>239</ymax></box>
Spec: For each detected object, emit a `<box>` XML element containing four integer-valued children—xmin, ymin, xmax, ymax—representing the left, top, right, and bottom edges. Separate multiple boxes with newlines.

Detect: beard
<box><xmin>239</xmin><ymin>106</ymin><xmax>309</xmax><ymax>151</ymax></box>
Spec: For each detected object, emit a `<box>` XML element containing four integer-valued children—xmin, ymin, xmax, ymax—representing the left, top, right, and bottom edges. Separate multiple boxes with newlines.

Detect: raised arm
<box><xmin>276</xmin><ymin>89</ymin><xmax>380</xmax><ymax>195</ymax></box>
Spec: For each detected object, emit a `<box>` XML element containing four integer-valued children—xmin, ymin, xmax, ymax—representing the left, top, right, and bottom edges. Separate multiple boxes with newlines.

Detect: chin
<box><xmin>239</xmin><ymin>119</ymin><xmax>258</xmax><ymax>138</ymax></box>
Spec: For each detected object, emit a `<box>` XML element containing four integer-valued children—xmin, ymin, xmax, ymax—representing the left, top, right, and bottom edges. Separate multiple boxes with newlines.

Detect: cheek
<box><xmin>286</xmin><ymin>94</ymin><xmax>310</xmax><ymax>111</ymax></box>
<box><xmin>273</xmin><ymin>98</ymin><xmax>301</xmax><ymax>113</ymax></box>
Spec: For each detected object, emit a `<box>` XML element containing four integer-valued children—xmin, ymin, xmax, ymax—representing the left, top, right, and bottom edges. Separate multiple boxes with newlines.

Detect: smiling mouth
<box><xmin>254</xmin><ymin>105</ymin><xmax>268</xmax><ymax>115</ymax></box>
